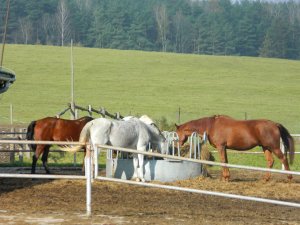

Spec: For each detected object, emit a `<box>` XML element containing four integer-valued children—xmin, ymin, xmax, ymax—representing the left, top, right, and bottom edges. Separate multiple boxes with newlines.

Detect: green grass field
<box><xmin>0</xmin><ymin>44</ymin><xmax>299</xmax><ymax>171</ymax></box>
<box><xmin>1</xmin><ymin>44</ymin><xmax>300</xmax><ymax>132</ymax></box>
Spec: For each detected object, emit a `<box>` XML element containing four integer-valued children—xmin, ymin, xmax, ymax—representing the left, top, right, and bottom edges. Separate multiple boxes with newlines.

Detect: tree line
<box><xmin>1</xmin><ymin>0</ymin><xmax>300</xmax><ymax>60</ymax></box>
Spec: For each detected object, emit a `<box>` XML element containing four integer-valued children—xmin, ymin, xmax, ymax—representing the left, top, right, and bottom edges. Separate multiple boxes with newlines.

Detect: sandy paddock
<box><xmin>0</xmin><ymin>167</ymin><xmax>299</xmax><ymax>224</ymax></box>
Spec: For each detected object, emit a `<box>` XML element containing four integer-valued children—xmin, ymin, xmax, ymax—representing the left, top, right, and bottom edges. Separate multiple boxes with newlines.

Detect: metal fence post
<box><xmin>94</xmin><ymin>145</ymin><xmax>98</xmax><ymax>178</ymax></box>
<box><xmin>280</xmin><ymin>139</ymin><xmax>285</xmax><ymax>170</ymax></box>
<box><xmin>85</xmin><ymin>144</ymin><xmax>92</xmax><ymax>216</ymax></box>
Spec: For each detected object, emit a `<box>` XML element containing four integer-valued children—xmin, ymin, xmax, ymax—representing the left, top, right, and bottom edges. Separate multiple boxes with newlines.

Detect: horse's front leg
<box><xmin>263</xmin><ymin>149</ymin><xmax>274</xmax><ymax>181</ymax></box>
<box><xmin>137</xmin><ymin>153</ymin><xmax>145</xmax><ymax>182</ymax></box>
<box><xmin>217</xmin><ymin>145</ymin><xmax>230</xmax><ymax>181</ymax></box>
<box><xmin>132</xmin><ymin>154</ymin><xmax>139</xmax><ymax>181</ymax></box>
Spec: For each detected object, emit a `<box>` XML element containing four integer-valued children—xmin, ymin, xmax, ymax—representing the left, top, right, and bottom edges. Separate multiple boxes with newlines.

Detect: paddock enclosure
<box><xmin>0</xmin><ymin>169</ymin><xmax>300</xmax><ymax>224</ymax></box>
<box><xmin>0</xmin><ymin>138</ymin><xmax>300</xmax><ymax>224</ymax></box>
<box><xmin>0</xmin><ymin>125</ymin><xmax>300</xmax><ymax>225</ymax></box>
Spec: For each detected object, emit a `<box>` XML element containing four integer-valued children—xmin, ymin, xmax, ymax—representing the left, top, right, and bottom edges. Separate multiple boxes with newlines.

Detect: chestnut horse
<box><xmin>26</xmin><ymin>116</ymin><xmax>93</xmax><ymax>174</ymax></box>
<box><xmin>175</xmin><ymin>115</ymin><xmax>295</xmax><ymax>181</ymax></box>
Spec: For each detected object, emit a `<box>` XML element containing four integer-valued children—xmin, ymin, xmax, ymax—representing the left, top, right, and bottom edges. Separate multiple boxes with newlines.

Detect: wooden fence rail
<box><xmin>56</xmin><ymin>103</ymin><xmax>124</xmax><ymax>119</ymax></box>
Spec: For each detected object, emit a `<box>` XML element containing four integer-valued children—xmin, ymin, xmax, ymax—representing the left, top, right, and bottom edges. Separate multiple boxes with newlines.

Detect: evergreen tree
<box><xmin>260</xmin><ymin>13</ymin><xmax>290</xmax><ymax>58</ymax></box>
<box><xmin>0</xmin><ymin>0</ymin><xmax>299</xmax><ymax>60</ymax></box>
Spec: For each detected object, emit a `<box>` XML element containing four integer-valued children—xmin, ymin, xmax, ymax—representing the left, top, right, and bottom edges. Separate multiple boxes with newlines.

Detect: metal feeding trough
<box><xmin>0</xmin><ymin>67</ymin><xmax>16</xmax><ymax>94</ymax></box>
<box><xmin>106</xmin><ymin>132</ymin><xmax>205</xmax><ymax>182</ymax></box>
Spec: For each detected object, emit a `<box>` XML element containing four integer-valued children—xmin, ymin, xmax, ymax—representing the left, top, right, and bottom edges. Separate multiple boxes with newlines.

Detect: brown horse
<box><xmin>26</xmin><ymin>116</ymin><xmax>93</xmax><ymax>174</ymax></box>
<box><xmin>175</xmin><ymin>115</ymin><xmax>295</xmax><ymax>181</ymax></box>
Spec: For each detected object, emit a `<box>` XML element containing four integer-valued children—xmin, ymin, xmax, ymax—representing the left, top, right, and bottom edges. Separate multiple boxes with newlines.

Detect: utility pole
<box><xmin>0</xmin><ymin>0</ymin><xmax>10</xmax><ymax>67</ymax></box>
<box><xmin>70</xmin><ymin>39</ymin><xmax>75</xmax><ymax>119</ymax></box>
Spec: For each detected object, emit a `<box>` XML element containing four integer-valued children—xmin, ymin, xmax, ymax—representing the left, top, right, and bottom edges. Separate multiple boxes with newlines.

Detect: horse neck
<box><xmin>79</xmin><ymin>116</ymin><xmax>93</xmax><ymax>122</ymax></box>
<box><xmin>147</xmin><ymin>124</ymin><xmax>163</xmax><ymax>143</ymax></box>
<box><xmin>194</xmin><ymin>117</ymin><xmax>213</xmax><ymax>134</ymax></box>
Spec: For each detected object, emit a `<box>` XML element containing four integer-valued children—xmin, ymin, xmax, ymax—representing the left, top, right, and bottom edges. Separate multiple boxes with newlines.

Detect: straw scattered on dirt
<box><xmin>0</xmin><ymin>168</ymin><xmax>299</xmax><ymax>224</ymax></box>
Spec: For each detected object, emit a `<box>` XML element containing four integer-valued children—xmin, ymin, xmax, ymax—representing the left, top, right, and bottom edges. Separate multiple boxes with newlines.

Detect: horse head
<box><xmin>175</xmin><ymin>124</ymin><xmax>189</xmax><ymax>146</ymax></box>
<box><xmin>139</xmin><ymin>115</ymin><xmax>168</xmax><ymax>154</ymax></box>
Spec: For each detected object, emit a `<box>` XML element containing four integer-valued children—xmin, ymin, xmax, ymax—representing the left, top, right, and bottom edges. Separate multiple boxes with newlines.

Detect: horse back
<box><xmin>211</xmin><ymin>117</ymin><xmax>280</xmax><ymax>149</ymax></box>
<box><xmin>33</xmin><ymin>117</ymin><xmax>57</xmax><ymax>141</ymax></box>
<box><xmin>52</xmin><ymin>117</ymin><xmax>92</xmax><ymax>141</ymax></box>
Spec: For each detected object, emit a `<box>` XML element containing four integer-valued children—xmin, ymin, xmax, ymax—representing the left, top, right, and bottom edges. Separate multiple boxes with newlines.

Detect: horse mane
<box><xmin>79</xmin><ymin>116</ymin><xmax>94</xmax><ymax>121</ymax></box>
<box><xmin>213</xmin><ymin>114</ymin><xmax>232</xmax><ymax>119</ymax></box>
<box><xmin>139</xmin><ymin>115</ymin><xmax>154</xmax><ymax>125</ymax></box>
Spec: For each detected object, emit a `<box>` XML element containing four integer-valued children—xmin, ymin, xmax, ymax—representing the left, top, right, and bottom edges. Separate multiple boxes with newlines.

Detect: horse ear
<box><xmin>175</xmin><ymin>123</ymin><xmax>179</xmax><ymax>129</ymax></box>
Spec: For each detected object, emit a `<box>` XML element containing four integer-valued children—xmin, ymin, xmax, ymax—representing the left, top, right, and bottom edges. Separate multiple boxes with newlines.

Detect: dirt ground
<box><xmin>0</xmin><ymin>167</ymin><xmax>299</xmax><ymax>225</ymax></box>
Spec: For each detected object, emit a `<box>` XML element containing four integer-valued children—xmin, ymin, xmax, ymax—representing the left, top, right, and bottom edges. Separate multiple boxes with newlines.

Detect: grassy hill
<box><xmin>1</xmin><ymin>44</ymin><xmax>300</xmax><ymax>133</ymax></box>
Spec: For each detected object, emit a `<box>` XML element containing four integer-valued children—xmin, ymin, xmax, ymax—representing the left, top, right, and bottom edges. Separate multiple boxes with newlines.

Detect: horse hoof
<box><xmin>141</xmin><ymin>178</ymin><xmax>145</xmax><ymax>183</ymax></box>
<box><xmin>222</xmin><ymin>177</ymin><xmax>230</xmax><ymax>182</ymax></box>
<box><xmin>135</xmin><ymin>178</ymin><xmax>141</xmax><ymax>182</ymax></box>
<box><xmin>263</xmin><ymin>175</ymin><xmax>271</xmax><ymax>182</ymax></box>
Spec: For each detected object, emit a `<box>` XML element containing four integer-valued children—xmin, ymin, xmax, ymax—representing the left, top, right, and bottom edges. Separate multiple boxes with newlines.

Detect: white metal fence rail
<box><xmin>0</xmin><ymin>139</ymin><xmax>300</xmax><ymax>216</ymax></box>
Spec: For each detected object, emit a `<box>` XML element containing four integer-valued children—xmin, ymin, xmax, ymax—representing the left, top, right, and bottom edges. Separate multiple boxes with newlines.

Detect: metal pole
<box><xmin>280</xmin><ymin>139</ymin><xmax>285</xmax><ymax>170</ymax></box>
<box><xmin>9</xmin><ymin>103</ymin><xmax>13</xmax><ymax>125</ymax></box>
<box><xmin>178</xmin><ymin>107</ymin><xmax>181</xmax><ymax>124</ymax></box>
<box><xmin>70</xmin><ymin>39</ymin><xmax>75</xmax><ymax>119</ymax></box>
<box><xmin>9</xmin><ymin>103</ymin><xmax>14</xmax><ymax>162</ymax></box>
<box><xmin>94</xmin><ymin>146</ymin><xmax>98</xmax><ymax>178</ymax></box>
<box><xmin>85</xmin><ymin>144</ymin><xmax>92</xmax><ymax>216</ymax></box>
<box><xmin>0</xmin><ymin>0</ymin><xmax>10</xmax><ymax>67</ymax></box>
<box><xmin>96</xmin><ymin>176</ymin><xmax>300</xmax><ymax>208</ymax></box>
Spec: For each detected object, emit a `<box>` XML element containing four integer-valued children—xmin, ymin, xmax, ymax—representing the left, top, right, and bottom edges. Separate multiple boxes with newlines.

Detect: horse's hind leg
<box><xmin>132</xmin><ymin>153</ymin><xmax>145</xmax><ymax>182</ymax></box>
<box><xmin>263</xmin><ymin>149</ymin><xmax>274</xmax><ymax>181</ymax></box>
<box><xmin>31</xmin><ymin>154</ymin><xmax>38</xmax><ymax>174</ymax></box>
<box><xmin>31</xmin><ymin>145</ymin><xmax>44</xmax><ymax>174</ymax></box>
<box><xmin>217</xmin><ymin>145</ymin><xmax>230</xmax><ymax>181</ymax></box>
<box><xmin>272</xmin><ymin>148</ymin><xmax>292</xmax><ymax>180</ymax></box>
<box><xmin>41</xmin><ymin>146</ymin><xmax>51</xmax><ymax>174</ymax></box>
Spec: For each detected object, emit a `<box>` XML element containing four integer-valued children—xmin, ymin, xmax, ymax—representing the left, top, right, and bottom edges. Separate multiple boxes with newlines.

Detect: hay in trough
<box><xmin>179</xmin><ymin>143</ymin><xmax>214</xmax><ymax>177</ymax></box>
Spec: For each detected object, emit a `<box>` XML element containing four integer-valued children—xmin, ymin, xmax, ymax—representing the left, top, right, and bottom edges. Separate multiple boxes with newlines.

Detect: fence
<box><xmin>0</xmin><ymin>128</ymin><xmax>28</xmax><ymax>163</ymax></box>
<box><xmin>56</xmin><ymin>103</ymin><xmax>124</xmax><ymax>119</ymax></box>
<box><xmin>0</xmin><ymin>139</ymin><xmax>300</xmax><ymax>216</ymax></box>
<box><xmin>0</xmin><ymin>128</ymin><xmax>300</xmax><ymax>166</ymax></box>
<box><xmin>0</xmin><ymin>128</ymin><xmax>82</xmax><ymax>165</ymax></box>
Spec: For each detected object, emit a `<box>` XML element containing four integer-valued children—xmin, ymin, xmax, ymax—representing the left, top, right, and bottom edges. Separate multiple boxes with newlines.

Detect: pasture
<box><xmin>0</xmin><ymin>44</ymin><xmax>300</xmax><ymax>133</ymax></box>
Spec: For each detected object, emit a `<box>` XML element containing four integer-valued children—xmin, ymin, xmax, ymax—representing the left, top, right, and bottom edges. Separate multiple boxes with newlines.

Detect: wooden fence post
<box><xmin>9</xmin><ymin>127</ymin><xmax>14</xmax><ymax>163</ymax></box>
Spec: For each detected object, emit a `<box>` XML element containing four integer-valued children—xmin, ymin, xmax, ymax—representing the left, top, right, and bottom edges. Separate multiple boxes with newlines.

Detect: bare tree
<box><xmin>154</xmin><ymin>4</ymin><xmax>168</xmax><ymax>52</ymax></box>
<box><xmin>41</xmin><ymin>14</ymin><xmax>55</xmax><ymax>45</ymax></box>
<box><xmin>174</xmin><ymin>10</ymin><xmax>184</xmax><ymax>53</ymax></box>
<box><xmin>75</xmin><ymin>0</ymin><xmax>92</xmax><ymax>11</ymax></box>
<box><xmin>56</xmin><ymin>0</ymin><xmax>71</xmax><ymax>46</ymax></box>
<box><xmin>19</xmin><ymin>18</ymin><xmax>33</xmax><ymax>44</ymax></box>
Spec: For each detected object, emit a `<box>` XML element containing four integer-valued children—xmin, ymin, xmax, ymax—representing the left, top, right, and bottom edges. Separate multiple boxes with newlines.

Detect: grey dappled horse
<box><xmin>62</xmin><ymin>116</ymin><xmax>167</xmax><ymax>182</ymax></box>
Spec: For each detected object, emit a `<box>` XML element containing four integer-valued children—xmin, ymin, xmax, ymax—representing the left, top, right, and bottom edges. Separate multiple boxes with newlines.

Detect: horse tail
<box><xmin>61</xmin><ymin>121</ymin><xmax>93</xmax><ymax>152</ymax></box>
<box><xmin>277</xmin><ymin>123</ymin><xmax>295</xmax><ymax>165</ymax></box>
<box><xmin>26</xmin><ymin>120</ymin><xmax>36</xmax><ymax>151</ymax></box>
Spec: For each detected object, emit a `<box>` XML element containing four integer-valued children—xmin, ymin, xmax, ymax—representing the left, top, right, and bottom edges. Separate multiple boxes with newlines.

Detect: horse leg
<box><xmin>31</xmin><ymin>145</ymin><xmax>44</xmax><ymax>174</ymax></box>
<box><xmin>217</xmin><ymin>145</ymin><xmax>230</xmax><ymax>181</ymax></box>
<box><xmin>137</xmin><ymin>153</ymin><xmax>145</xmax><ymax>182</ymax></box>
<box><xmin>31</xmin><ymin>154</ymin><xmax>38</xmax><ymax>174</ymax></box>
<box><xmin>41</xmin><ymin>145</ymin><xmax>51</xmax><ymax>174</ymax></box>
<box><xmin>132</xmin><ymin>154</ymin><xmax>139</xmax><ymax>181</ymax></box>
<box><xmin>82</xmin><ymin>148</ymin><xmax>86</xmax><ymax>173</ymax></box>
<box><xmin>263</xmin><ymin>149</ymin><xmax>274</xmax><ymax>181</ymax></box>
<box><xmin>272</xmin><ymin>148</ymin><xmax>292</xmax><ymax>180</ymax></box>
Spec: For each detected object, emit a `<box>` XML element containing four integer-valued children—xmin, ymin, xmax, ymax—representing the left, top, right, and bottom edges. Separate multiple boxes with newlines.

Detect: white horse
<box><xmin>62</xmin><ymin>116</ymin><xmax>166</xmax><ymax>182</ymax></box>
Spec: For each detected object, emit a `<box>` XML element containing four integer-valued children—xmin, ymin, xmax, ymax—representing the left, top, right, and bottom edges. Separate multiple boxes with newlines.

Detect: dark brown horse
<box><xmin>175</xmin><ymin>115</ymin><xmax>295</xmax><ymax>181</ymax></box>
<box><xmin>26</xmin><ymin>116</ymin><xmax>93</xmax><ymax>174</ymax></box>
